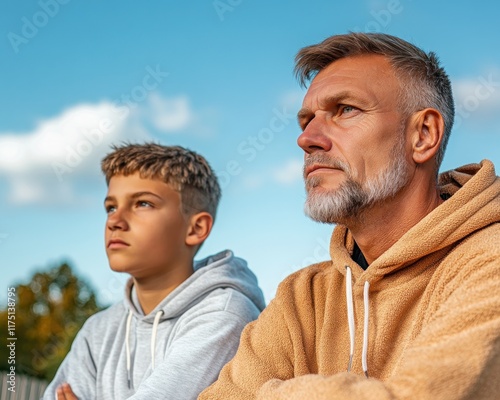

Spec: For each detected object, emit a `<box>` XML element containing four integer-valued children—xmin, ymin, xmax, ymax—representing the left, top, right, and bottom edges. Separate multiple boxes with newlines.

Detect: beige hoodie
<box><xmin>200</xmin><ymin>160</ymin><xmax>500</xmax><ymax>400</ymax></box>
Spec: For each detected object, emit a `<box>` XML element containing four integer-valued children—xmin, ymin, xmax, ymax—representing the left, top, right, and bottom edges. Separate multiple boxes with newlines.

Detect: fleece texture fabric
<box><xmin>200</xmin><ymin>160</ymin><xmax>500</xmax><ymax>400</ymax></box>
<box><xmin>43</xmin><ymin>250</ymin><xmax>265</xmax><ymax>400</ymax></box>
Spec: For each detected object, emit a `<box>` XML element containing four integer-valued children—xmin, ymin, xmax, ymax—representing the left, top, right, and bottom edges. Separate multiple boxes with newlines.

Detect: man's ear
<box><xmin>185</xmin><ymin>212</ymin><xmax>213</xmax><ymax>247</ymax></box>
<box><xmin>409</xmin><ymin>108</ymin><xmax>444</xmax><ymax>165</ymax></box>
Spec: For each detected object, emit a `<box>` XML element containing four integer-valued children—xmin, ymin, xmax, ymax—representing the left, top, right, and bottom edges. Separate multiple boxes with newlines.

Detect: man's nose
<box><xmin>297</xmin><ymin>117</ymin><xmax>332</xmax><ymax>154</ymax></box>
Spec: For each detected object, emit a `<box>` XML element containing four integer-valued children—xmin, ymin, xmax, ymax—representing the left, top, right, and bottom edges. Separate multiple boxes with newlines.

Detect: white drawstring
<box><xmin>125</xmin><ymin>309</ymin><xmax>164</xmax><ymax>389</ymax></box>
<box><xmin>362</xmin><ymin>281</ymin><xmax>370</xmax><ymax>378</ymax></box>
<box><xmin>345</xmin><ymin>266</ymin><xmax>355</xmax><ymax>372</ymax></box>
<box><xmin>125</xmin><ymin>310</ymin><xmax>133</xmax><ymax>389</ymax></box>
<box><xmin>344</xmin><ymin>266</ymin><xmax>370</xmax><ymax>378</ymax></box>
<box><xmin>151</xmin><ymin>311</ymin><xmax>163</xmax><ymax>370</ymax></box>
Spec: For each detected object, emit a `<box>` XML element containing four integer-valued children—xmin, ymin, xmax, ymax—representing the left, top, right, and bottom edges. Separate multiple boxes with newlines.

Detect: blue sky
<box><xmin>1</xmin><ymin>0</ymin><xmax>499</xmax><ymax>305</ymax></box>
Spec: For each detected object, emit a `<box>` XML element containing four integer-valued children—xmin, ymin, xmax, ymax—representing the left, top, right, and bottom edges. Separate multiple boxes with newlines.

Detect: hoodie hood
<box><xmin>330</xmin><ymin>160</ymin><xmax>500</xmax><ymax>378</ymax></box>
<box><xmin>43</xmin><ymin>250</ymin><xmax>265</xmax><ymax>399</ymax></box>
<box><xmin>121</xmin><ymin>249</ymin><xmax>265</xmax><ymax>390</ymax></box>
<box><xmin>123</xmin><ymin>249</ymin><xmax>266</xmax><ymax>323</ymax></box>
<box><xmin>331</xmin><ymin>159</ymin><xmax>500</xmax><ymax>284</ymax></box>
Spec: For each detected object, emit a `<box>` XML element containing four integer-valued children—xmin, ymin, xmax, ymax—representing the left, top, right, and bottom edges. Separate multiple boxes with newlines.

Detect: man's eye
<box><xmin>341</xmin><ymin>105</ymin><xmax>356</xmax><ymax>114</ymax></box>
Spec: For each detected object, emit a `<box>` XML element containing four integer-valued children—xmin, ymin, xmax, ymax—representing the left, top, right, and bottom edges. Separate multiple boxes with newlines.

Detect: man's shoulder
<box><xmin>276</xmin><ymin>260</ymin><xmax>337</xmax><ymax>298</ymax></box>
<box><xmin>436</xmin><ymin>222</ymin><xmax>500</xmax><ymax>285</ymax></box>
<box><xmin>453</xmin><ymin>222</ymin><xmax>500</xmax><ymax>258</ymax></box>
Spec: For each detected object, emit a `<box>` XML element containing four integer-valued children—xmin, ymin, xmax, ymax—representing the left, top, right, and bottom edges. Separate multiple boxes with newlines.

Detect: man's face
<box><xmin>297</xmin><ymin>54</ymin><xmax>411</xmax><ymax>223</ymax></box>
<box><xmin>104</xmin><ymin>173</ymin><xmax>191</xmax><ymax>279</ymax></box>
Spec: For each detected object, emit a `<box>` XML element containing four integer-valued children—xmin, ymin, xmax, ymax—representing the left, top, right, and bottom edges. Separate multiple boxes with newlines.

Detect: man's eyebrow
<box><xmin>103</xmin><ymin>191</ymin><xmax>163</xmax><ymax>204</ymax></box>
<box><xmin>297</xmin><ymin>91</ymin><xmax>365</xmax><ymax>122</ymax></box>
<box><xmin>297</xmin><ymin>107</ymin><xmax>313</xmax><ymax>121</ymax></box>
<box><xmin>318</xmin><ymin>92</ymin><xmax>361</xmax><ymax>109</ymax></box>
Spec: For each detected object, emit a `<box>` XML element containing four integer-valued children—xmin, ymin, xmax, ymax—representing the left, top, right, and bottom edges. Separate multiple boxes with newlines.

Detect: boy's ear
<box><xmin>185</xmin><ymin>212</ymin><xmax>213</xmax><ymax>247</ymax></box>
<box><xmin>409</xmin><ymin>108</ymin><xmax>444</xmax><ymax>165</ymax></box>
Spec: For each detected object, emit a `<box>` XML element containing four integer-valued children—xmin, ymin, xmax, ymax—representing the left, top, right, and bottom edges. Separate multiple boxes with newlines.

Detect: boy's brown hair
<box><xmin>101</xmin><ymin>142</ymin><xmax>221</xmax><ymax>219</ymax></box>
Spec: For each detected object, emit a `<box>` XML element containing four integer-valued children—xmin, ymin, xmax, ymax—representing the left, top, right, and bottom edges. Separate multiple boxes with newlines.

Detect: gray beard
<box><xmin>304</xmin><ymin>140</ymin><xmax>410</xmax><ymax>224</ymax></box>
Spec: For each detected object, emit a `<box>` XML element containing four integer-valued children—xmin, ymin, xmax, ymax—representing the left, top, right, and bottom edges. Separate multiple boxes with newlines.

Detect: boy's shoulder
<box><xmin>79</xmin><ymin>300</ymin><xmax>127</xmax><ymax>333</ymax></box>
<box><xmin>185</xmin><ymin>286</ymin><xmax>261</xmax><ymax>320</ymax></box>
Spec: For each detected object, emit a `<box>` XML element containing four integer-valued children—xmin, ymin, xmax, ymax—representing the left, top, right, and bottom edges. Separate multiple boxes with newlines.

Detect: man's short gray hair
<box><xmin>295</xmin><ymin>32</ymin><xmax>454</xmax><ymax>168</ymax></box>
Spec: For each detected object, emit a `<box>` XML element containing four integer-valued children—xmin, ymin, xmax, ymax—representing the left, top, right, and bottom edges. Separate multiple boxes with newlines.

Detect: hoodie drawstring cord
<box><xmin>124</xmin><ymin>309</ymin><xmax>164</xmax><ymax>389</ymax></box>
<box><xmin>151</xmin><ymin>311</ymin><xmax>163</xmax><ymax>370</ymax></box>
<box><xmin>362</xmin><ymin>281</ymin><xmax>370</xmax><ymax>378</ymax></box>
<box><xmin>345</xmin><ymin>266</ymin><xmax>355</xmax><ymax>372</ymax></box>
<box><xmin>125</xmin><ymin>310</ymin><xmax>133</xmax><ymax>389</ymax></box>
<box><xmin>345</xmin><ymin>266</ymin><xmax>370</xmax><ymax>378</ymax></box>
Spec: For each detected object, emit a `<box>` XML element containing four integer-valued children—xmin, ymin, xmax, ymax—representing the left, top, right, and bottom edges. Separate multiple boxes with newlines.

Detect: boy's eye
<box><xmin>137</xmin><ymin>200</ymin><xmax>152</xmax><ymax>208</ymax></box>
<box><xmin>105</xmin><ymin>205</ymin><xmax>116</xmax><ymax>214</ymax></box>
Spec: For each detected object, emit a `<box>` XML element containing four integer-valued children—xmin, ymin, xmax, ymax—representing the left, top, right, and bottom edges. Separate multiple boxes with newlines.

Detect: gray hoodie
<box><xmin>43</xmin><ymin>250</ymin><xmax>265</xmax><ymax>400</ymax></box>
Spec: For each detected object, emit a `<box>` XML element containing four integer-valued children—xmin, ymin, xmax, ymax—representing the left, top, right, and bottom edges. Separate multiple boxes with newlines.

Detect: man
<box><xmin>200</xmin><ymin>33</ymin><xmax>500</xmax><ymax>399</ymax></box>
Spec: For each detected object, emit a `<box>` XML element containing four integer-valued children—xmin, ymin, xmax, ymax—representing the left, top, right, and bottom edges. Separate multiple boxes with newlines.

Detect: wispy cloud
<box><xmin>280</xmin><ymin>90</ymin><xmax>305</xmax><ymax>113</ymax></box>
<box><xmin>240</xmin><ymin>158</ymin><xmax>303</xmax><ymax>190</ymax></box>
<box><xmin>146</xmin><ymin>93</ymin><xmax>193</xmax><ymax>132</ymax></box>
<box><xmin>272</xmin><ymin>158</ymin><xmax>303</xmax><ymax>185</ymax></box>
<box><xmin>452</xmin><ymin>69</ymin><xmax>500</xmax><ymax>129</ymax></box>
<box><xmin>0</xmin><ymin>93</ymin><xmax>202</xmax><ymax>205</ymax></box>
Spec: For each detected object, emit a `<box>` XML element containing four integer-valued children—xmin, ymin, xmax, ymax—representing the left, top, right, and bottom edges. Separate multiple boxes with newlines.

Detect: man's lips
<box><xmin>107</xmin><ymin>238</ymin><xmax>130</xmax><ymax>249</ymax></box>
<box><xmin>305</xmin><ymin>164</ymin><xmax>342</xmax><ymax>178</ymax></box>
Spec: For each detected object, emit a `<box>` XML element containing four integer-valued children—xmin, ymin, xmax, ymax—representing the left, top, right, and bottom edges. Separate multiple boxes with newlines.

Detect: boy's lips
<box><xmin>107</xmin><ymin>238</ymin><xmax>130</xmax><ymax>249</ymax></box>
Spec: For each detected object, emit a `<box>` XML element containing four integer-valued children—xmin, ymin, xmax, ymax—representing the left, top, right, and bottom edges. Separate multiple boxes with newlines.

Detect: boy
<box><xmin>43</xmin><ymin>143</ymin><xmax>265</xmax><ymax>400</ymax></box>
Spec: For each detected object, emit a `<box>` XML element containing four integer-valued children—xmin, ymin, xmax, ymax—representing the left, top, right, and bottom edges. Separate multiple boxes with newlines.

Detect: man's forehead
<box><xmin>301</xmin><ymin>55</ymin><xmax>398</xmax><ymax>105</ymax></box>
<box><xmin>308</xmin><ymin>54</ymin><xmax>394</xmax><ymax>85</ymax></box>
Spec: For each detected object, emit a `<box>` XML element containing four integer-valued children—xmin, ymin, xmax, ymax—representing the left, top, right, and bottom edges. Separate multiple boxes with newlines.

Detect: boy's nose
<box><xmin>107</xmin><ymin>210</ymin><xmax>129</xmax><ymax>231</ymax></box>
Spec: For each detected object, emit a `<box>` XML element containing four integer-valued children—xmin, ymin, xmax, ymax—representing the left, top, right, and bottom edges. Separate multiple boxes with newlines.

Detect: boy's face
<box><xmin>104</xmin><ymin>173</ymin><xmax>191</xmax><ymax>279</ymax></box>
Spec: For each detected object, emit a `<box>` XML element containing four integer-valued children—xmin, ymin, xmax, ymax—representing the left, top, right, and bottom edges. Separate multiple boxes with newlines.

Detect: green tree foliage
<box><xmin>0</xmin><ymin>262</ymin><xmax>104</xmax><ymax>381</ymax></box>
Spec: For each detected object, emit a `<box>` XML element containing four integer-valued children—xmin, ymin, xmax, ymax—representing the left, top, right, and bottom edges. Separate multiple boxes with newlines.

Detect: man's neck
<box><xmin>132</xmin><ymin>261</ymin><xmax>194</xmax><ymax>315</ymax></box>
<box><xmin>347</xmin><ymin>177</ymin><xmax>443</xmax><ymax>265</ymax></box>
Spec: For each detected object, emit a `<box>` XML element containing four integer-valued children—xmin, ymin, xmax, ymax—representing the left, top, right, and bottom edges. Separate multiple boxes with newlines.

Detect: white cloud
<box><xmin>280</xmin><ymin>90</ymin><xmax>305</xmax><ymax>113</ymax></box>
<box><xmin>272</xmin><ymin>158</ymin><xmax>303</xmax><ymax>185</ymax></box>
<box><xmin>452</xmin><ymin>70</ymin><xmax>500</xmax><ymax>128</ymax></box>
<box><xmin>241</xmin><ymin>158</ymin><xmax>303</xmax><ymax>190</ymax></box>
<box><xmin>0</xmin><ymin>92</ymin><xmax>201</xmax><ymax>205</ymax></box>
<box><xmin>147</xmin><ymin>93</ymin><xmax>193</xmax><ymax>132</ymax></box>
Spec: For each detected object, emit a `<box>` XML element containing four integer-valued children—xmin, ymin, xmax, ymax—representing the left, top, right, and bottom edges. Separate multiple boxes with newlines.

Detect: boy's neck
<box><xmin>132</xmin><ymin>261</ymin><xmax>194</xmax><ymax>315</ymax></box>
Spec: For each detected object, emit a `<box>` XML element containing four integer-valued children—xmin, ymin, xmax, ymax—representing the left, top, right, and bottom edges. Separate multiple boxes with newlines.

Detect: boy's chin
<box><xmin>108</xmin><ymin>262</ymin><xmax>135</xmax><ymax>274</ymax></box>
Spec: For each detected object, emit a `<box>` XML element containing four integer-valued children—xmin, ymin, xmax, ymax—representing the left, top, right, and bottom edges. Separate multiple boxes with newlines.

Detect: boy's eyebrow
<box><xmin>104</xmin><ymin>191</ymin><xmax>163</xmax><ymax>204</ymax></box>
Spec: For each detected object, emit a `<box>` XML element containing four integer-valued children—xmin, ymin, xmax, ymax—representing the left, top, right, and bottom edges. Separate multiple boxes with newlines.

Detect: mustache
<box><xmin>303</xmin><ymin>154</ymin><xmax>351</xmax><ymax>179</ymax></box>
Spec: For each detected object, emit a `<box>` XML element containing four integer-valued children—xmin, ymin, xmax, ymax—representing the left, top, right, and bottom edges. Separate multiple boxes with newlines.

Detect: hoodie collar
<box><xmin>122</xmin><ymin>249</ymin><xmax>265</xmax><ymax>323</ymax></box>
<box><xmin>331</xmin><ymin>160</ymin><xmax>500</xmax><ymax>284</ymax></box>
